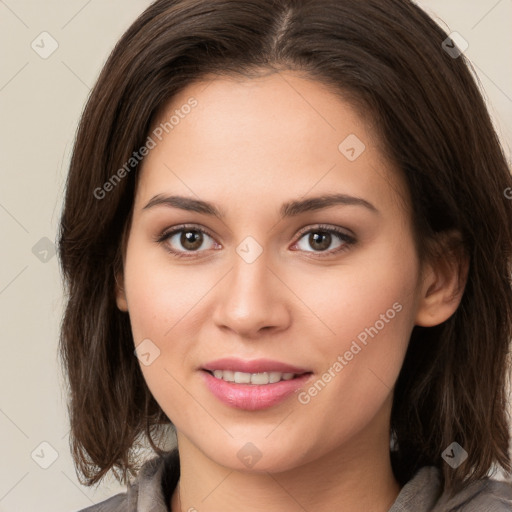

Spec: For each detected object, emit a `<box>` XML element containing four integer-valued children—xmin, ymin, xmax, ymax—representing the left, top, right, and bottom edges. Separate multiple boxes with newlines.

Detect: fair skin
<box><xmin>116</xmin><ymin>71</ymin><xmax>465</xmax><ymax>512</ymax></box>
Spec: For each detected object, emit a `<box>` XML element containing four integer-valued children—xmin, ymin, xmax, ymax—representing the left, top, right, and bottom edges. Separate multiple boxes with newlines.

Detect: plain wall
<box><xmin>0</xmin><ymin>1</ymin><xmax>511</xmax><ymax>510</ymax></box>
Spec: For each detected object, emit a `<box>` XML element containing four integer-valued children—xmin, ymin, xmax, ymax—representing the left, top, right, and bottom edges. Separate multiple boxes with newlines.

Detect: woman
<box><xmin>58</xmin><ymin>0</ymin><xmax>512</xmax><ymax>510</ymax></box>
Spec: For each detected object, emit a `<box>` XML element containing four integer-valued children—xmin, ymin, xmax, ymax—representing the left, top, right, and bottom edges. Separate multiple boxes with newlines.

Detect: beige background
<box><xmin>0</xmin><ymin>1</ymin><xmax>511</xmax><ymax>510</ymax></box>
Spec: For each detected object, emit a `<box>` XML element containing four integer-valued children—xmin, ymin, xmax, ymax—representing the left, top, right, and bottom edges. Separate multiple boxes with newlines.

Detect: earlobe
<box><xmin>115</xmin><ymin>272</ymin><xmax>129</xmax><ymax>312</ymax></box>
<box><xmin>414</xmin><ymin>235</ymin><xmax>469</xmax><ymax>327</ymax></box>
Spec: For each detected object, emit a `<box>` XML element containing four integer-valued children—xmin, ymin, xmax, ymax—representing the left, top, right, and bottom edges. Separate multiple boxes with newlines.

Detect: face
<box><xmin>117</xmin><ymin>71</ymin><xmax>426</xmax><ymax>473</ymax></box>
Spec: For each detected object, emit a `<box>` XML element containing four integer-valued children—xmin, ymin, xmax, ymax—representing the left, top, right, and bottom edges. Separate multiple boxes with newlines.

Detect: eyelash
<box><xmin>154</xmin><ymin>223</ymin><xmax>356</xmax><ymax>259</ymax></box>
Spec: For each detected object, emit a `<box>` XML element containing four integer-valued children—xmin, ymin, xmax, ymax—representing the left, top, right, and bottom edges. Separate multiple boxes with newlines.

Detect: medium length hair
<box><xmin>58</xmin><ymin>0</ymin><xmax>512</xmax><ymax>493</ymax></box>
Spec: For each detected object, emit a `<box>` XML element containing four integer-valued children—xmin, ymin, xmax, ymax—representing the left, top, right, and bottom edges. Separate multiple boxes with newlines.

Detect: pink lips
<box><xmin>201</xmin><ymin>358</ymin><xmax>312</xmax><ymax>411</ymax></box>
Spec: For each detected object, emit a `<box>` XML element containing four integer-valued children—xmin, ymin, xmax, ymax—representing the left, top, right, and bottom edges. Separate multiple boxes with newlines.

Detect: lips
<box><xmin>201</xmin><ymin>358</ymin><xmax>313</xmax><ymax>410</ymax></box>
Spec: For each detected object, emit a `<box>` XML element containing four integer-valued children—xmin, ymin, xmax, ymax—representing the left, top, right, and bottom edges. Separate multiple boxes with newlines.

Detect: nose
<box><xmin>212</xmin><ymin>250</ymin><xmax>291</xmax><ymax>339</ymax></box>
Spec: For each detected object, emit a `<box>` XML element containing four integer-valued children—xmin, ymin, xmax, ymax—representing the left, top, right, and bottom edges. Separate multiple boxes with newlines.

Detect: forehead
<box><xmin>134</xmin><ymin>71</ymin><xmax>409</xmax><ymax>217</ymax></box>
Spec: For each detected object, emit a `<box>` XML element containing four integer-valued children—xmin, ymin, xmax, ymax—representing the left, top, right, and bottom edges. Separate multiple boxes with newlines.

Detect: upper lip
<box><xmin>202</xmin><ymin>358</ymin><xmax>310</xmax><ymax>374</ymax></box>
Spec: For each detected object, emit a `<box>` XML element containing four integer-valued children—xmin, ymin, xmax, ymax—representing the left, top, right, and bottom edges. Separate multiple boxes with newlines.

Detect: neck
<box><xmin>171</xmin><ymin>420</ymin><xmax>401</xmax><ymax>512</ymax></box>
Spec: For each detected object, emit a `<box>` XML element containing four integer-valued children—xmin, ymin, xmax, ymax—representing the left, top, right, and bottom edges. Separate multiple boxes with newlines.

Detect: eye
<box><xmin>292</xmin><ymin>225</ymin><xmax>356</xmax><ymax>256</ymax></box>
<box><xmin>155</xmin><ymin>223</ymin><xmax>356</xmax><ymax>259</ymax></box>
<box><xmin>156</xmin><ymin>225</ymin><xmax>220</xmax><ymax>257</ymax></box>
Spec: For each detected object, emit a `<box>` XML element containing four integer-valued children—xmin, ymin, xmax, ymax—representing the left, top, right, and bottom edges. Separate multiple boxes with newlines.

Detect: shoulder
<box><xmin>74</xmin><ymin>449</ymin><xmax>180</xmax><ymax>512</ymax></box>
<box><xmin>390</xmin><ymin>466</ymin><xmax>512</xmax><ymax>512</ymax></box>
<box><xmin>76</xmin><ymin>492</ymin><xmax>129</xmax><ymax>512</ymax></box>
<box><xmin>433</xmin><ymin>476</ymin><xmax>512</xmax><ymax>512</ymax></box>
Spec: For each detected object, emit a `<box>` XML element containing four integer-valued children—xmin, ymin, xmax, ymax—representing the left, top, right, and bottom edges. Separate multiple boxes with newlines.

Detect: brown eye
<box><xmin>158</xmin><ymin>226</ymin><xmax>218</xmax><ymax>256</ymax></box>
<box><xmin>295</xmin><ymin>228</ymin><xmax>353</xmax><ymax>253</ymax></box>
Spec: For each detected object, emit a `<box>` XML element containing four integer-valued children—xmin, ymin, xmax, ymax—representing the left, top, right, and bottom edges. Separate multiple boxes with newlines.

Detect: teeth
<box><xmin>269</xmin><ymin>371</ymin><xmax>281</xmax><ymax>383</ymax></box>
<box><xmin>210</xmin><ymin>370</ymin><xmax>298</xmax><ymax>384</ymax></box>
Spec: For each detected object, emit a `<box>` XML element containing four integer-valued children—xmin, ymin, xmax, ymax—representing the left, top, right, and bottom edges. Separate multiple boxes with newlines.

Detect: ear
<box><xmin>415</xmin><ymin>232</ymin><xmax>469</xmax><ymax>327</ymax></box>
<box><xmin>115</xmin><ymin>271</ymin><xmax>129</xmax><ymax>312</ymax></box>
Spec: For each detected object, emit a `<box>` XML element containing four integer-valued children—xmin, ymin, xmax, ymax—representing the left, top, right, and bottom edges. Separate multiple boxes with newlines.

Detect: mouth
<box><xmin>200</xmin><ymin>358</ymin><xmax>313</xmax><ymax>410</ymax></box>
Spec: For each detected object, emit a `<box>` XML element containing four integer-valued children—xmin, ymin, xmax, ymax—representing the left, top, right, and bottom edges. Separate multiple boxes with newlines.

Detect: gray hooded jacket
<box><xmin>77</xmin><ymin>450</ymin><xmax>512</xmax><ymax>512</ymax></box>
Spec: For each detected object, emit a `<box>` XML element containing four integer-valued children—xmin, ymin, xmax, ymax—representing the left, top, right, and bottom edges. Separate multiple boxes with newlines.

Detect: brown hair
<box><xmin>58</xmin><ymin>0</ymin><xmax>512</xmax><ymax>494</ymax></box>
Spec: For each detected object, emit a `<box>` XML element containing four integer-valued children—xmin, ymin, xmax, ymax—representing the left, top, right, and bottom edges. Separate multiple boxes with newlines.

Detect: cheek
<box><xmin>123</xmin><ymin>238</ymin><xmax>209</xmax><ymax>343</ymax></box>
<box><xmin>294</xmin><ymin>239</ymin><xmax>419</xmax><ymax>428</ymax></box>
<box><xmin>295</xmin><ymin>238</ymin><xmax>418</xmax><ymax>355</ymax></box>
<box><xmin>122</xmin><ymin>244</ymin><xmax>203</xmax><ymax>426</ymax></box>
<box><xmin>122</xmin><ymin>239</ymin><xmax>218</xmax><ymax>412</ymax></box>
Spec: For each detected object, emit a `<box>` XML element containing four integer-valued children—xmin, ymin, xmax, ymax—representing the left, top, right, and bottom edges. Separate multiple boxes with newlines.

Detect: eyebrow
<box><xmin>142</xmin><ymin>193</ymin><xmax>379</xmax><ymax>218</ymax></box>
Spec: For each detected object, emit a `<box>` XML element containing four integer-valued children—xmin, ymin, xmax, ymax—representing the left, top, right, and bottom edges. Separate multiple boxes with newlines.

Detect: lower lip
<box><xmin>201</xmin><ymin>371</ymin><xmax>312</xmax><ymax>411</ymax></box>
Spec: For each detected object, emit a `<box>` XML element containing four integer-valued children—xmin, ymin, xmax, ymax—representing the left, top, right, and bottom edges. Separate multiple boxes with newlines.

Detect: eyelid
<box><xmin>294</xmin><ymin>223</ymin><xmax>356</xmax><ymax>241</ymax></box>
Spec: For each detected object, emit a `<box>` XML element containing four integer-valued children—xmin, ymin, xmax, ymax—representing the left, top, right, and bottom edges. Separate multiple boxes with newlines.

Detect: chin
<box><xmin>198</xmin><ymin>436</ymin><xmax>311</xmax><ymax>474</ymax></box>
